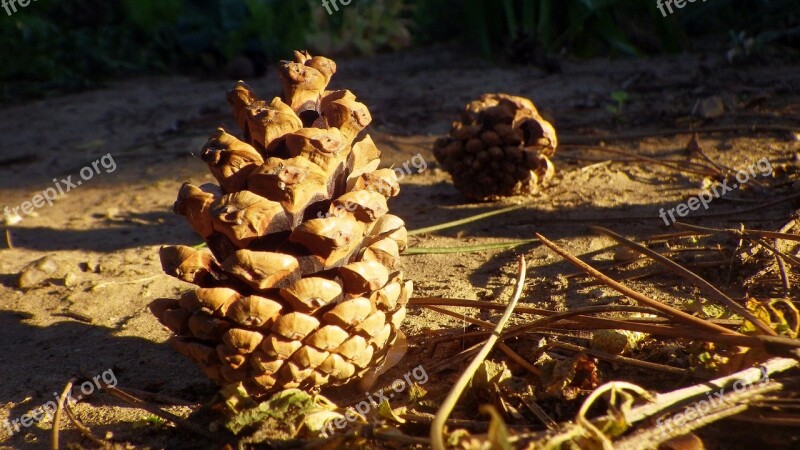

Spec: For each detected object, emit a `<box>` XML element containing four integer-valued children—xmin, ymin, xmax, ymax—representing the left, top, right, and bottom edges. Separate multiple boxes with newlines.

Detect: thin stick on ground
<box><xmin>534</xmin><ymin>232</ymin><xmax>738</xmax><ymax>336</ymax></box>
<box><xmin>51</xmin><ymin>378</ymin><xmax>75</xmax><ymax>450</ymax></box>
<box><xmin>551</xmin><ymin>341</ymin><xmax>691</xmax><ymax>376</ymax></box>
<box><xmin>589</xmin><ymin>225</ymin><xmax>777</xmax><ymax>336</ymax></box>
<box><xmin>774</xmin><ymin>237</ymin><xmax>791</xmax><ymax>292</ymax></box>
<box><xmin>413</xmin><ymin>299</ymin><xmax>800</xmax><ymax>351</ymax></box>
<box><xmin>754</xmin><ymin>237</ymin><xmax>800</xmax><ymax>268</ymax></box>
<box><xmin>673</xmin><ymin>221</ymin><xmax>800</xmax><ymax>243</ymax></box>
<box><xmin>63</xmin><ymin>401</ymin><xmax>112</xmax><ymax>447</ymax></box>
<box><xmin>430</xmin><ymin>256</ymin><xmax>527</xmax><ymax>450</ymax></box>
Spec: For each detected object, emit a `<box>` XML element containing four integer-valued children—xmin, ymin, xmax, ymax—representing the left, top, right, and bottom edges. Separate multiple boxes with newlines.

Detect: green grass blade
<box><xmin>408</xmin><ymin>202</ymin><xmax>533</xmax><ymax>236</ymax></box>
<box><xmin>405</xmin><ymin>238</ymin><xmax>539</xmax><ymax>255</ymax></box>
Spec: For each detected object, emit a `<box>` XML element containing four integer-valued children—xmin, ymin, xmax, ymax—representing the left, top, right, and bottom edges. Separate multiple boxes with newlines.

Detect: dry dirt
<box><xmin>1</xmin><ymin>47</ymin><xmax>799</xmax><ymax>449</ymax></box>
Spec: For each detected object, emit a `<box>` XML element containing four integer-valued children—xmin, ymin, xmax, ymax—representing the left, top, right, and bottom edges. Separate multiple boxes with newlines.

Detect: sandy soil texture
<box><xmin>1</xmin><ymin>48</ymin><xmax>799</xmax><ymax>449</ymax></box>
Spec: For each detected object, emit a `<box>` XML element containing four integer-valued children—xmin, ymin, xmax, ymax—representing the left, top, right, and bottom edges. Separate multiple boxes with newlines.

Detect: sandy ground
<box><xmin>1</xmin><ymin>47</ymin><xmax>800</xmax><ymax>449</ymax></box>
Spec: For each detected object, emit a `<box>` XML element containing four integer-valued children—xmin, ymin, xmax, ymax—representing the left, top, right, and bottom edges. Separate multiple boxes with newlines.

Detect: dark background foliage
<box><xmin>0</xmin><ymin>0</ymin><xmax>798</xmax><ymax>102</ymax></box>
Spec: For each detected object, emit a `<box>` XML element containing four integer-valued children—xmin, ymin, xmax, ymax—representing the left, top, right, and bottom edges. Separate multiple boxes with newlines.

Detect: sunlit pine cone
<box><xmin>433</xmin><ymin>93</ymin><xmax>557</xmax><ymax>200</ymax></box>
<box><xmin>151</xmin><ymin>50</ymin><xmax>411</xmax><ymax>398</ymax></box>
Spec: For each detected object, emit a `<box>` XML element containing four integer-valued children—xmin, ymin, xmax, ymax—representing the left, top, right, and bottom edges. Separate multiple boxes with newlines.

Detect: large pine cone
<box><xmin>433</xmin><ymin>93</ymin><xmax>557</xmax><ymax>200</ymax></box>
<box><xmin>151</xmin><ymin>51</ymin><xmax>412</xmax><ymax>398</ymax></box>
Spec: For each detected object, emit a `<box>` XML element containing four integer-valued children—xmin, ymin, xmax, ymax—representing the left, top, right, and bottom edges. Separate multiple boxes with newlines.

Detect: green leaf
<box><xmin>610</xmin><ymin>90</ymin><xmax>629</xmax><ymax>103</ymax></box>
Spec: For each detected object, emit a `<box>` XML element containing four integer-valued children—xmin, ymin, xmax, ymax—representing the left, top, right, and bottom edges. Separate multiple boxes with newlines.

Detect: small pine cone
<box><xmin>433</xmin><ymin>93</ymin><xmax>557</xmax><ymax>200</ymax></box>
<box><xmin>153</xmin><ymin>51</ymin><xmax>412</xmax><ymax>398</ymax></box>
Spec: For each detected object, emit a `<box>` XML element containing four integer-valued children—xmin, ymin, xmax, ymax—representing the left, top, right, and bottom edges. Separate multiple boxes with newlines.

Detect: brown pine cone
<box><xmin>433</xmin><ymin>93</ymin><xmax>557</xmax><ymax>201</ymax></box>
<box><xmin>151</xmin><ymin>51</ymin><xmax>412</xmax><ymax>398</ymax></box>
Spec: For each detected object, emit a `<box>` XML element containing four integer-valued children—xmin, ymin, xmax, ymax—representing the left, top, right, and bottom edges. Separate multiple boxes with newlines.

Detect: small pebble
<box><xmin>17</xmin><ymin>256</ymin><xmax>60</xmax><ymax>289</ymax></box>
<box><xmin>64</xmin><ymin>272</ymin><xmax>78</xmax><ymax>287</ymax></box>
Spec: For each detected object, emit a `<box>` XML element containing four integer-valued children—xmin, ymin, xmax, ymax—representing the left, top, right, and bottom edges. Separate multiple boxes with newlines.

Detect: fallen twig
<box><xmin>534</xmin><ymin>232</ymin><xmax>736</xmax><ymax>335</ymax></box>
<box><xmin>63</xmin><ymin>400</ymin><xmax>112</xmax><ymax>447</ymax></box>
<box><xmin>589</xmin><ymin>225</ymin><xmax>776</xmax><ymax>336</ymax></box>
<box><xmin>551</xmin><ymin>341</ymin><xmax>690</xmax><ymax>376</ymax></box>
<box><xmin>51</xmin><ymin>378</ymin><xmax>75</xmax><ymax>450</ymax></box>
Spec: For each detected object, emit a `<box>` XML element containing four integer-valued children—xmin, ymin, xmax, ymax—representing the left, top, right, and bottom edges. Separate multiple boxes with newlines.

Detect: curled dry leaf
<box><xmin>591</xmin><ymin>329</ymin><xmax>648</xmax><ymax>355</ymax></box>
